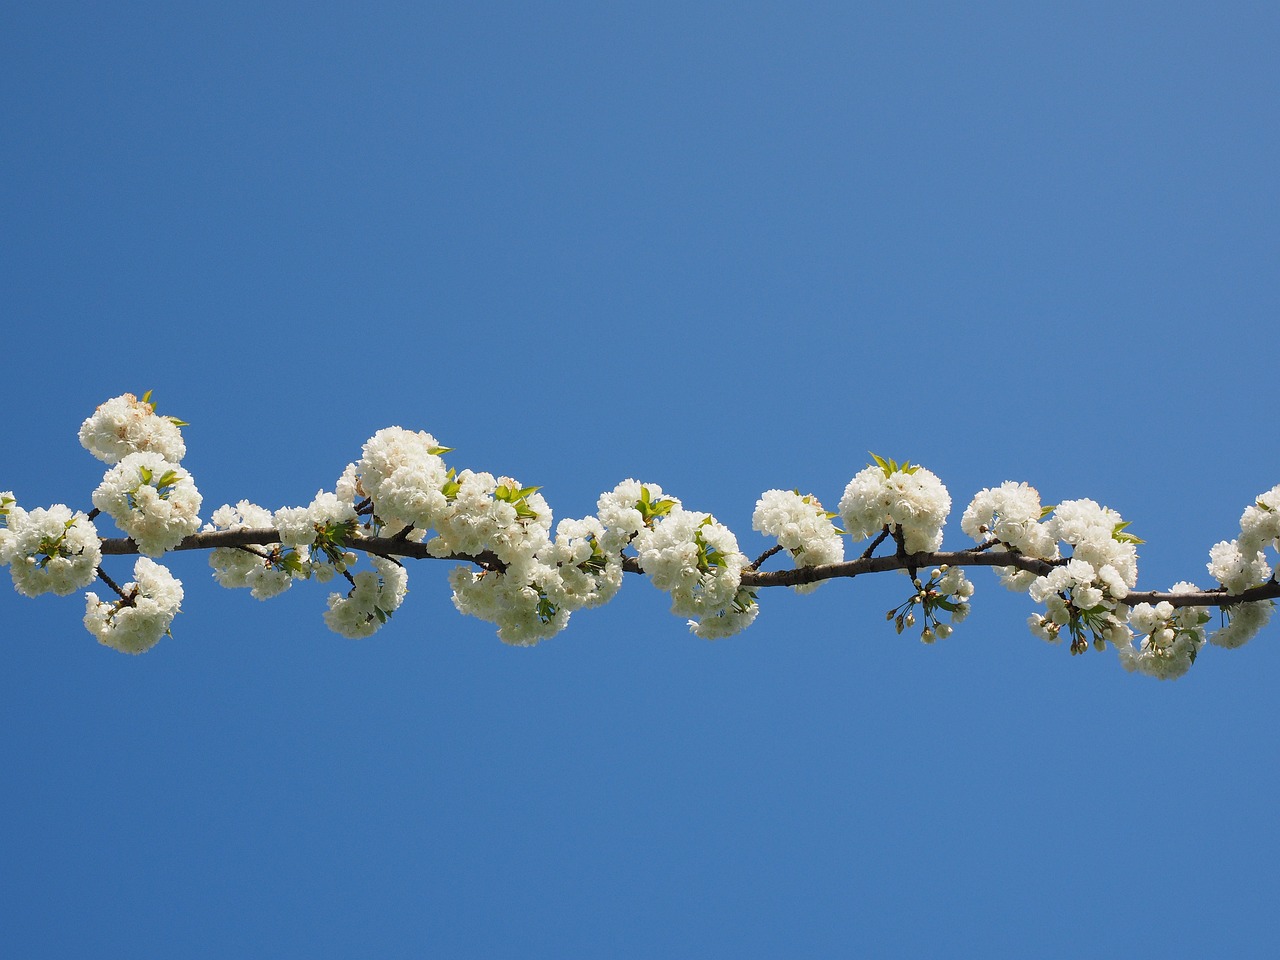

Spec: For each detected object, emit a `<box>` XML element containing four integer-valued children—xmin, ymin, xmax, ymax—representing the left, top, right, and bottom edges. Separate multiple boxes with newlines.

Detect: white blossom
<box><xmin>92</xmin><ymin>452</ymin><xmax>202</xmax><ymax>556</ymax></box>
<box><xmin>839</xmin><ymin>463</ymin><xmax>950</xmax><ymax>554</ymax></box>
<box><xmin>1239</xmin><ymin>483</ymin><xmax>1280</xmax><ymax>555</ymax></box>
<box><xmin>2</xmin><ymin>504</ymin><xmax>101</xmax><ymax>597</ymax></box>
<box><xmin>1119</xmin><ymin>582</ymin><xmax>1208</xmax><ymax>680</ymax></box>
<box><xmin>83</xmin><ymin>557</ymin><xmax>183</xmax><ymax>654</ymax></box>
<box><xmin>356</xmin><ymin>426</ymin><xmax>451</xmax><ymax>532</ymax></box>
<box><xmin>597</xmin><ymin>479</ymin><xmax>681</xmax><ymax>556</ymax></box>
<box><xmin>635</xmin><ymin>508</ymin><xmax>750</xmax><ymax>629</ymax></box>
<box><xmin>205</xmin><ymin>501</ymin><xmax>298</xmax><ymax>600</ymax></box>
<box><xmin>323</xmin><ymin>556</ymin><xmax>408</xmax><ymax>639</ymax></box>
<box><xmin>1207</xmin><ymin>539</ymin><xmax>1271</xmax><ymax>593</ymax></box>
<box><xmin>79</xmin><ymin>393</ymin><xmax>186</xmax><ymax>465</ymax></box>
<box><xmin>962</xmin><ymin>481</ymin><xmax>1057</xmax><ymax>558</ymax></box>
<box><xmin>752</xmin><ymin>489</ymin><xmax>844</xmax><ymax>593</ymax></box>
<box><xmin>1208</xmin><ymin>601</ymin><xmax>1274</xmax><ymax>650</ymax></box>
<box><xmin>1045</xmin><ymin>499</ymin><xmax>1138</xmax><ymax>589</ymax></box>
<box><xmin>450</xmin><ymin>555</ymin><xmax>572</xmax><ymax>646</ymax></box>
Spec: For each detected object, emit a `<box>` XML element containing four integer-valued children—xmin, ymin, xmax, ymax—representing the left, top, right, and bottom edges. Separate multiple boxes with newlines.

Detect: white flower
<box><xmin>688</xmin><ymin>588</ymin><xmax>760</xmax><ymax>639</ymax></box>
<box><xmin>79</xmin><ymin>393</ymin><xmax>186</xmax><ymax>464</ymax></box>
<box><xmin>205</xmin><ymin>501</ymin><xmax>298</xmax><ymax>600</ymax></box>
<box><xmin>1207</xmin><ymin>539</ymin><xmax>1271</xmax><ymax>593</ymax></box>
<box><xmin>962</xmin><ymin>481</ymin><xmax>1057</xmax><ymax>558</ymax></box>
<box><xmin>83</xmin><ymin>557</ymin><xmax>183</xmax><ymax>654</ymax></box>
<box><xmin>635</xmin><ymin>508</ymin><xmax>746</xmax><ymax>619</ymax></box>
<box><xmin>597</xmin><ymin>479</ymin><xmax>681</xmax><ymax>555</ymax></box>
<box><xmin>2</xmin><ymin>504</ymin><xmax>101</xmax><ymax>597</ymax></box>
<box><xmin>0</xmin><ymin>491</ymin><xmax>16</xmax><ymax>560</ymax></box>
<box><xmin>1239</xmin><ymin>484</ymin><xmax>1280</xmax><ymax>554</ymax></box>
<box><xmin>1208</xmin><ymin>601</ymin><xmax>1273</xmax><ymax>649</ymax></box>
<box><xmin>1045</xmin><ymin>499</ymin><xmax>1138</xmax><ymax>589</ymax></box>
<box><xmin>274</xmin><ymin>490</ymin><xmax>357</xmax><ymax>550</ymax></box>
<box><xmin>538</xmin><ymin>516</ymin><xmax>623</xmax><ymax>610</ymax></box>
<box><xmin>323</xmin><ymin>556</ymin><xmax>408</xmax><ymax>639</ymax></box>
<box><xmin>426</xmin><ymin>472</ymin><xmax>553</xmax><ymax>565</ymax></box>
<box><xmin>92</xmin><ymin>452</ymin><xmax>202</xmax><ymax>556</ymax></box>
<box><xmin>1119</xmin><ymin>583</ymin><xmax>1208</xmax><ymax>679</ymax></box>
<box><xmin>838</xmin><ymin>463</ymin><xmax>950</xmax><ymax>554</ymax></box>
<box><xmin>752</xmin><ymin>489</ymin><xmax>844</xmax><ymax>593</ymax></box>
<box><xmin>450</xmin><ymin>554</ymin><xmax>572</xmax><ymax>646</ymax></box>
<box><xmin>356</xmin><ymin>427</ymin><xmax>450</xmax><ymax>532</ymax></box>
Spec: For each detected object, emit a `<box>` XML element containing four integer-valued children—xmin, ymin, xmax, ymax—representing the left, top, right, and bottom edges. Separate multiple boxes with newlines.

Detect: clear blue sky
<box><xmin>3</xmin><ymin>3</ymin><xmax>1279</xmax><ymax>957</ymax></box>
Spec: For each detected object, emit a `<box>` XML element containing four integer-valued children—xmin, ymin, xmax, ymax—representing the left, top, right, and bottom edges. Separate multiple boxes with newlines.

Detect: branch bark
<box><xmin>96</xmin><ymin>529</ymin><xmax>1280</xmax><ymax>609</ymax></box>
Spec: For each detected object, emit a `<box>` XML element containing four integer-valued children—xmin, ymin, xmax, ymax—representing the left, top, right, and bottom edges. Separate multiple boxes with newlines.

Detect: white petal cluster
<box><xmin>540</xmin><ymin>516</ymin><xmax>623</xmax><ymax>609</ymax></box>
<box><xmin>449</xmin><ymin>512</ymin><xmax>624</xmax><ymax>645</ymax></box>
<box><xmin>1208</xmin><ymin>601</ymin><xmax>1274</xmax><ymax>649</ymax></box>
<box><xmin>426</xmin><ymin>472</ymin><xmax>553</xmax><ymax>563</ymax></box>
<box><xmin>1</xmin><ymin>503</ymin><xmax>101</xmax><ymax>597</ymax></box>
<box><xmin>0</xmin><ymin>491</ymin><xmax>15</xmax><ymax>559</ymax></box>
<box><xmin>356</xmin><ymin>427</ymin><xmax>450</xmax><ymax>532</ymax></box>
<box><xmin>1118</xmin><ymin>583</ymin><xmax>1208</xmax><ymax>680</ymax></box>
<box><xmin>1045</xmin><ymin>499</ymin><xmax>1138</xmax><ymax>590</ymax></box>
<box><xmin>274</xmin><ymin>491</ymin><xmax>357</xmax><ymax>549</ymax></box>
<box><xmin>635</xmin><ymin>508</ymin><xmax>755</xmax><ymax>636</ymax></box>
<box><xmin>961</xmin><ymin>481</ymin><xmax>1057</xmax><ymax>558</ymax></box>
<box><xmin>83</xmin><ymin>557</ymin><xmax>183</xmax><ymax>654</ymax></box>
<box><xmin>597</xmin><ymin>480</ymin><xmax>681</xmax><ymax>555</ymax></box>
<box><xmin>205</xmin><ymin>501</ymin><xmax>297</xmax><ymax>600</ymax></box>
<box><xmin>79</xmin><ymin>393</ymin><xmax>186</xmax><ymax>465</ymax></box>
<box><xmin>1239</xmin><ymin>484</ymin><xmax>1280</xmax><ymax>555</ymax></box>
<box><xmin>752</xmin><ymin>490</ymin><xmax>844</xmax><ymax>593</ymax></box>
<box><xmin>1206</xmin><ymin>540</ymin><xmax>1271</xmax><ymax>594</ymax></box>
<box><xmin>323</xmin><ymin>556</ymin><xmax>408</xmax><ymax>639</ymax></box>
<box><xmin>92</xmin><ymin>452</ymin><xmax>202</xmax><ymax>556</ymax></box>
<box><xmin>1025</xmin><ymin>556</ymin><xmax>1130</xmax><ymax>650</ymax></box>
<box><xmin>839</xmin><ymin>464</ymin><xmax>950</xmax><ymax>553</ymax></box>
<box><xmin>451</xmin><ymin>556</ymin><xmax>568</xmax><ymax>646</ymax></box>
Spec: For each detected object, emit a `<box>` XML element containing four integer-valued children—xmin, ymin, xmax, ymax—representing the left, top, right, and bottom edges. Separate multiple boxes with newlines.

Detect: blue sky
<box><xmin>3</xmin><ymin>2</ymin><xmax>1279</xmax><ymax>957</ymax></box>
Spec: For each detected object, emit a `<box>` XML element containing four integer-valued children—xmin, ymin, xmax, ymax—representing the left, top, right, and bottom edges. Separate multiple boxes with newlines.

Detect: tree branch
<box><xmin>95</xmin><ymin>528</ymin><xmax>1280</xmax><ymax>609</ymax></box>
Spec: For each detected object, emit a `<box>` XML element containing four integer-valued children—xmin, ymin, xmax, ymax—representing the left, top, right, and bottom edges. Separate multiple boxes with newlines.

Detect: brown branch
<box><xmin>93</xmin><ymin>528</ymin><xmax>1280</xmax><ymax>609</ymax></box>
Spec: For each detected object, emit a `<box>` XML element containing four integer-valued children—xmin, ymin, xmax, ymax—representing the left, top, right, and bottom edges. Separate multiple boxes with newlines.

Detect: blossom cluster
<box><xmin>752</xmin><ymin>490</ymin><xmax>844</xmax><ymax>593</ymax></box>
<box><xmin>1201</xmin><ymin>482</ymin><xmax>1280</xmax><ymax>650</ymax></box>
<box><xmin>839</xmin><ymin>457</ymin><xmax>950</xmax><ymax>553</ymax></box>
<box><xmin>1116</xmin><ymin>584</ymin><xmax>1209</xmax><ymax>680</ymax></box>
<box><xmin>83</xmin><ymin>557</ymin><xmax>184</xmax><ymax>654</ymax></box>
<box><xmin>0</xmin><ymin>495</ymin><xmax>102</xmax><ymax>597</ymax></box>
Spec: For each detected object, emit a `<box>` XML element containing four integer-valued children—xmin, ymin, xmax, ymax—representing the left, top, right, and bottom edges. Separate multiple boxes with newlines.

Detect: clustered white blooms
<box><xmin>355</xmin><ymin>427</ymin><xmax>452</xmax><ymax>532</ymax></box>
<box><xmin>324</xmin><ymin>556</ymin><xmax>408</xmax><ymax>639</ymax></box>
<box><xmin>83</xmin><ymin>557</ymin><xmax>183</xmax><ymax>654</ymax></box>
<box><xmin>839</xmin><ymin>458</ymin><xmax>950</xmax><ymax>553</ymax></box>
<box><xmin>1201</xmin><ymin>482</ymin><xmax>1280</xmax><ymax>649</ymax></box>
<box><xmin>205</xmin><ymin>501</ymin><xmax>302</xmax><ymax>600</ymax></box>
<box><xmin>961</xmin><ymin>481</ymin><xmax>1057</xmax><ymax>559</ymax></box>
<box><xmin>633</xmin><ymin>504</ymin><xmax>757</xmax><ymax>639</ymax></box>
<box><xmin>4</xmin><ymin>395</ymin><xmax>1279</xmax><ymax>677</ymax></box>
<box><xmin>0</xmin><ymin>500</ymin><xmax>102</xmax><ymax>597</ymax></box>
<box><xmin>963</xmin><ymin>483</ymin><xmax>1142</xmax><ymax>659</ymax></box>
<box><xmin>1117</xmin><ymin>583</ymin><xmax>1209</xmax><ymax>680</ymax></box>
<box><xmin>92</xmin><ymin>451</ymin><xmax>202</xmax><ymax>556</ymax></box>
<box><xmin>886</xmin><ymin>565</ymin><xmax>975</xmax><ymax>643</ymax></box>
<box><xmin>752</xmin><ymin>489</ymin><xmax>844</xmax><ymax>593</ymax></box>
<box><xmin>79</xmin><ymin>392</ymin><xmax>187</xmax><ymax>465</ymax></box>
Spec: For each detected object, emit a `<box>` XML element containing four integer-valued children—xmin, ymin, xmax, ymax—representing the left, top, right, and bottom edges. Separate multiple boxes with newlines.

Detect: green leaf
<box><xmin>141</xmin><ymin>389</ymin><xmax>153</xmax><ymax>405</ymax></box>
<box><xmin>428</xmin><ymin>445</ymin><xmax>453</xmax><ymax>456</ymax></box>
<box><xmin>1040</xmin><ymin>505</ymin><xmax>1056</xmax><ymax>519</ymax></box>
